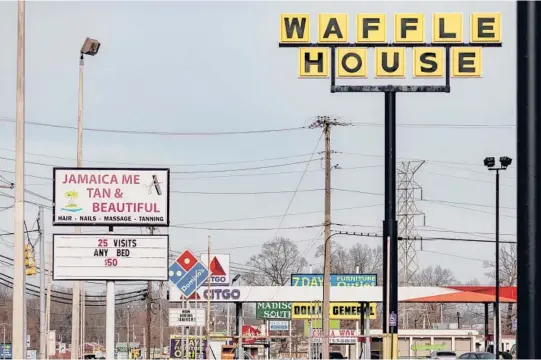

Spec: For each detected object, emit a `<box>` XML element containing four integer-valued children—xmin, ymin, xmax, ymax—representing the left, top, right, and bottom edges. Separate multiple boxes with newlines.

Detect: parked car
<box><xmin>430</xmin><ymin>351</ymin><xmax>457</xmax><ymax>360</ymax></box>
<box><xmin>458</xmin><ymin>352</ymin><xmax>496</xmax><ymax>359</ymax></box>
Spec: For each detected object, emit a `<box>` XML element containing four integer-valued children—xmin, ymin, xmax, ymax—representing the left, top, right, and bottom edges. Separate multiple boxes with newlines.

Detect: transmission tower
<box><xmin>397</xmin><ymin>160</ymin><xmax>425</xmax><ymax>285</ymax></box>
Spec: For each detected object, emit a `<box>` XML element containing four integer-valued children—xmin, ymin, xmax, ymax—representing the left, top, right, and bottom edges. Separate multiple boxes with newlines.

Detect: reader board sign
<box><xmin>291</xmin><ymin>302</ymin><xmax>377</xmax><ymax>320</ymax></box>
<box><xmin>311</xmin><ymin>329</ymin><xmax>357</xmax><ymax>345</ymax></box>
<box><xmin>291</xmin><ymin>274</ymin><xmax>377</xmax><ymax>287</ymax></box>
<box><xmin>199</xmin><ymin>254</ymin><xmax>230</xmax><ymax>286</ymax></box>
<box><xmin>170</xmin><ymin>335</ymin><xmax>206</xmax><ymax>359</ymax></box>
<box><xmin>169</xmin><ymin>308</ymin><xmax>205</xmax><ymax>327</ymax></box>
<box><xmin>52</xmin><ymin>234</ymin><xmax>169</xmax><ymax>281</ymax></box>
<box><xmin>52</xmin><ymin>167</ymin><xmax>170</xmax><ymax>227</ymax></box>
<box><xmin>269</xmin><ymin>320</ymin><xmax>289</xmax><ymax>331</ymax></box>
<box><xmin>256</xmin><ymin>302</ymin><xmax>291</xmax><ymax>319</ymax></box>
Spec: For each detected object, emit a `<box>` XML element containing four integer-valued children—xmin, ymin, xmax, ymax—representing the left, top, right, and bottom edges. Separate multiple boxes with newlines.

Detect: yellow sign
<box><xmin>356</xmin><ymin>14</ymin><xmax>386</xmax><ymax>43</ymax></box>
<box><xmin>298</xmin><ymin>48</ymin><xmax>329</xmax><ymax>78</ymax></box>
<box><xmin>280</xmin><ymin>13</ymin><xmax>310</xmax><ymax>43</ymax></box>
<box><xmin>413</xmin><ymin>47</ymin><xmax>445</xmax><ymax>78</ymax></box>
<box><xmin>375</xmin><ymin>48</ymin><xmax>406</xmax><ymax>78</ymax></box>
<box><xmin>470</xmin><ymin>13</ymin><xmax>501</xmax><ymax>43</ymax></box>
<box><xmin>318</xmin><ymin>13</ymin><xmax>349</xmax><ymax>43</ymax></box>
<box><xmin>280</xmin><ymin>12</ymin><xmax>502</xmax><ymax>44</ymax></box>
<box><xmin>451</xmin><ymin>47</ymin><xmax>482</xmax><ymax>77</ymax></box>
<box><xmin>394</xmin><ymin>14</ymin><xmax>425</xmax><ymax>43</ymax></box>
<box><xmin>432</xmin><ymin>13</ymin><xmax>463</xmax><ymax>43</ymax></box>
<box><xmin>337</xmin><ymin>48</ymin><xmax>368</xmax><ymax>78</ymax></box>
<box><xmin>291</xmin><ymin>302</ymin><xmax>377</xmax><ymax>320</ymax></box>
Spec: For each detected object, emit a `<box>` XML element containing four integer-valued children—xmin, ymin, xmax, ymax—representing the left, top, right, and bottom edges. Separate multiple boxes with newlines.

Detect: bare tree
<box><xmin>484</xmin><ymin>244</ymin><xmax>517</xmax><ymax>334</ymax></box>
<box><xmin>243</xmin><ymin>237</ymin><xmax>308</xmax><ymax>286</ymax></box>
<box><xmin>314</xmin><ymin>242</ymin><xmax>383</xmax><ymax>280</ymax></box>
<box><xmin>413</xmin><ymin>265</ymin><xmax>456</xmax><ymax>286</ymax></box>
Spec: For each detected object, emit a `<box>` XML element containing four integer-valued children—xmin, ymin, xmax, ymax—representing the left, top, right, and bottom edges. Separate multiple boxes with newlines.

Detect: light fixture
<box><xmin>81</xmin><ymin>38</ymin><xmax>101</xmax><ymax>56</ymax></box>
<box><xmin>500</xmin><ymin>156</ymin><xmax>513</xmax><ymax>169</ymax></box>
<box><xmin>484</xmin><ymin>157</ymin><xmax>496</xmax><ymax>168</ymax></box>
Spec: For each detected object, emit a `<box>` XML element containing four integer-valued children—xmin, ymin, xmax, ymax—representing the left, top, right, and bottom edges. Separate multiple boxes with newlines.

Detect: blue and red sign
<box><xmin>168</xmin><ymin>250</ymin><xmax>209</xmax><ymax>298</ymax></box>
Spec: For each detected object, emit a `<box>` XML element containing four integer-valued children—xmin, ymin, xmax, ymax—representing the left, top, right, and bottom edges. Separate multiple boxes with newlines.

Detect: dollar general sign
<box><xmin>279</xmin><ymin>13</ymin><xmax>501</xmax><ymax>79</ymax></box>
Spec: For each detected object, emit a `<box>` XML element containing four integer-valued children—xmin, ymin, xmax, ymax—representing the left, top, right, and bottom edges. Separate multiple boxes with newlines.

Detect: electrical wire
<box><xmin>0</xmin><ymin>117</ymin><xmax>308</xmax><ymax>136</ymax></box>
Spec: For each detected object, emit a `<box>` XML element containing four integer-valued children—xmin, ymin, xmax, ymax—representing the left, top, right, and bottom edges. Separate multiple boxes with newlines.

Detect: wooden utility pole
<box><xmin>322</xmin><ymin>119</ymin><xmax>332</xmax><ymax>360</ymax></box>
<box><xmin>309</xmin><ymin>116</ymin><xmax>350</xmax><ymax>360</ymax></box>
<box><xmin>146</xmin><ymin>227</ymin><xmax>154</xmax><ymax>359</ymax></box>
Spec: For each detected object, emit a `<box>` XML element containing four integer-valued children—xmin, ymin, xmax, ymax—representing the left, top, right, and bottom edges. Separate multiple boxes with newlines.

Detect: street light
<box><xmin>72</xmin><ymin>37</ymin><xmax>101</xmax><ymax>360</ymax></box>
<box><xmin>484</xmin><ymin>156</ymin><xmax>512</xmax><ymax>357</ymax></box>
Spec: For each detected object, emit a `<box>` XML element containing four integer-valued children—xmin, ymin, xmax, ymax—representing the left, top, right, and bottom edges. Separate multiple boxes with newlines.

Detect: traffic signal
<box><xmin>25</xmin><ymin>244</ymin><xmax>36</xmax><ymax>276</ymax></box>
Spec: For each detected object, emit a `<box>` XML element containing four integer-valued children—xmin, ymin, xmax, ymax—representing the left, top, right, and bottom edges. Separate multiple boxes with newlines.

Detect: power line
<box><xmin>0</xmin><ymin>147</ymin><xmax>317</xmax><ymax>167</ymax></box>
<box><xmin>350</xmin><ymin>122</ymin><xmax>514</xmax><ymax>129</ymax></box>
<box><xmin>331</xmin><ymin>230</ymin><xmax>517</xmax><ymax>245</ymax></box>
<box><xmin>0</xmin><ymin>117</ymin><xmax>308</xmax><ymax>136</ymax></box>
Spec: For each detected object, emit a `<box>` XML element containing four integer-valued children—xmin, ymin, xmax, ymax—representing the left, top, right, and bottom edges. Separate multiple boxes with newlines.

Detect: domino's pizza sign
<box><xmin>200</xmin><ymin>254</ymin><xmax>230</xmax><ymax>286</ymax></box>
<box><xmin>168</xmin><ymin>249</ymin><xmax>209</xmax><ymax>298</ymax></box>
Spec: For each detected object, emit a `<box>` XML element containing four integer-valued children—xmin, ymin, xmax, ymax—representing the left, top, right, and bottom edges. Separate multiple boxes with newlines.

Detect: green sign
<box><xmin>256</xmin><ymin>302</ymin><xmax>291</xmax><ymax>319</ymax></box>
<box><xmin>411</xmin><ymin>344</ymin><xmax>445</xmax><ymax>351</ymax></box>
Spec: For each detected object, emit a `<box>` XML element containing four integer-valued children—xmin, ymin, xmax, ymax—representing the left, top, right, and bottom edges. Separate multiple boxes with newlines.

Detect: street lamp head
<box><xmin>484</xmin><ymin>157</ymin><xmax>495</xmax><ymax>168</ymax></box>
<box><xmin>232</xmin><ymin>274</ymin><xmax>241</xmax><ymax>283</ymax></box>
<box><xmin>81</xmin><ymin>38</ymin><xmax>101</xmax><ymax>56</ymax></box>
<box><xmin>500</xmin><ymin>156</ymin><xmax>513</xmax><ymax>169</ymax></box>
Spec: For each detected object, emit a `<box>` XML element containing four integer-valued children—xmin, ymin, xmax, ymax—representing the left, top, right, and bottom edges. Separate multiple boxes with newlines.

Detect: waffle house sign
<box><xmin>279</xmin><ymin>13</ymin><xmax>501</xmax><ymax>80</ymax></box>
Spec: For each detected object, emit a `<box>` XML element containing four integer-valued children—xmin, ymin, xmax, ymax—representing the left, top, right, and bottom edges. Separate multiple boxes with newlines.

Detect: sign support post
<box><xmin>106</xmin><ymin>226</ymin><xmax>115</xmax><ymax>360</ymax></box>
<box><xmin>516</xmin><ymin>2</ymin><xmax>541</xmax><ymax>358</ymax></box>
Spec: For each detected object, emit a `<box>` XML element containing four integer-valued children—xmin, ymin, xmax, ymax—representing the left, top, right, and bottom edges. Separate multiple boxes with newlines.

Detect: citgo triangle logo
<box><xmin>210</xmin><ymin>256</ymin><xmax>226</xmax><ymax>276</ymax></box>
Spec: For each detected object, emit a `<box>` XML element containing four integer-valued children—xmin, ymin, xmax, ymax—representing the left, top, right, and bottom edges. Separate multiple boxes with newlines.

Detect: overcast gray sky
<box><xmin>0</xmin><ymin>1</ymin><xmax>516</xmax><ymax>292</ymax></box>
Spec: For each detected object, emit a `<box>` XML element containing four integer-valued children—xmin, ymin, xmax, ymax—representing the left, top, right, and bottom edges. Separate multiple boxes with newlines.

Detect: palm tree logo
<box><xmin>61</xmin><ymin>190</ymin><xmax>83</xmax><ymax>212</ymax></box>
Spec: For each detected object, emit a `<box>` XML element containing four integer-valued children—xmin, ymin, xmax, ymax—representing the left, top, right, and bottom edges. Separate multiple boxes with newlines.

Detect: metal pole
<box><xmin>106</xmin><ymin>227</ymin><xmax>115</xmax><ymax>360</ymax></box>
<box><xmin>226</xmin><ymin>305</ymin><xmax>230</xmax><ymax>337</ymax></box>
<box><xmin>46</xmin><ymin>240</ymin><xmax>52</xmax><ymax>360</ymax></box>
<box><xmin>383</xmin><ymin>91</ymin><xmax>399</xmax><ymax>343</ymax></box>
<box><xmin>206</xmin><ymin>235</ymin><xmax>212</xmax><ymax>359</ymax></box>
<box><xmin>146</xmin><ymin>229</ymin><xmax>153</xmax><ymax>360</ymax></box>
<box><xmin>495</xmin><ymin>170</ymin><xmax>500</xmax><ymax>357</ymax></box>
<box><xmin>39</xmin><ymin>206</ymin><xmax>46</xmax><ymax>359</ymax></box>
<box><xmin>517</xmin><ymin>2</ymin><xmax>541</xmax><ymax>358</ymax></box>
<box><xmin>12</xmin><ymin>0</ymin><xmax>26</xmax><ymax>359</ymax></box>
<box><xmin>71</xmin><ymin>53</ymin><xmax>84</xmax><ymax>360</ymax></box>
<box><xmin>355</xmin><ymin>265</ymin><xmax>360</xmax><ymax>360</ymax></box>
<box><xmin>322</xmin><ymin>120</ymin><xmax>332</xmax><ymax>360</ymax></box>
<box><xmin>159</xmin><ymin>282</ymin><xmax>164</xmax><ymax>357</ymax></box>
<box><xmin>365</xmin><ymin>303</ymin><xmax>371</xmax><ymax>360</ymax></box>
<box><xmin>127</xmin><ymin>307</ymin><xmax>130</xmax><ymax>357</ymax></box>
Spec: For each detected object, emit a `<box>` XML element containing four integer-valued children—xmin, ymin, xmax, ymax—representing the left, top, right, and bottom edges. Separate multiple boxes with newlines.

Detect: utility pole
<box><xmin>38</xmin><ymin>206</ymin><xmax>46</xmax><ymax>359</ymax></box>
<box><xmin>146</xmin><ymin>227</ymin><xmax>153</xmax><ymax>360</ymax></box>
<box><xmin>12</xmin><ymin>0</ymin><xmax>26</xmax><ymax>358</ymax></box>
<box><xmin>309</xmin><ymin>116</ymin><xmax>350</xmax><ymax>360</ymax></box>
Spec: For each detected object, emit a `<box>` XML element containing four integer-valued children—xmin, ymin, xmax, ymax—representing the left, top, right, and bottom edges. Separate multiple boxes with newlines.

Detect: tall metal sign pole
<box><xmin>517</xmin><ymin>1</ymin><xmax>541</xmax><ymax>358</ymax></box>
<box><xmin>13</xmin><ymin>0</ymin><xmax>26</xmax><ymax>358</ymax></box>
<box><xmin>52</xmin><ymin>168</ymin><xmax>170</xmax><ymax>359</ymax></box>
<box><xmin>278</xmin><ymin>11</ymin><xmax>502</xmax><ymax>359</ymax></box>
